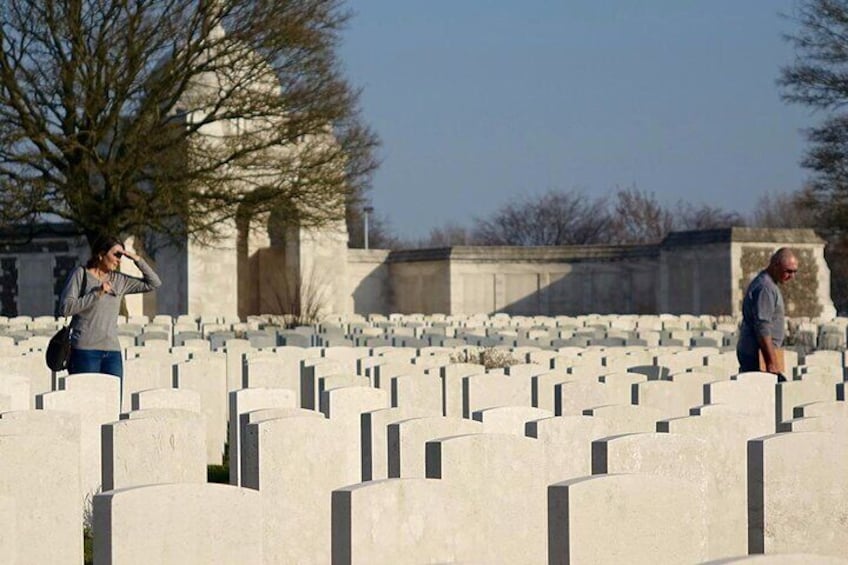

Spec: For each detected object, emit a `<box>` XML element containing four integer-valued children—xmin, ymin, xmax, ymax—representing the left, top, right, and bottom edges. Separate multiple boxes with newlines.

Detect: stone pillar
<box><xmin>17</xmin><ymin>254</ymin><xmax>56</xmax><ymax>316</ymax></box>
<box><xmin>659</xmin><ymin>227</ymin><xmax>835</xmax><ymax>318</ymax></box>
<box><xmin>282</xmin><ymin>219</ymin><xmax>350</xmax><ymax>317</ymax></box>
<box><xmin>731</xmin><ymin>228</ymin><xmax>835</xmax><ymax>318</ymax></box>
<box><xmin>121</xmin><ymin>235</ymin><xmax>162</xmax><ymax>318</ymax></box>
<box><xmin>236</xmin><ymin>211</ymin><xmax>271</xmax><ymax>318</ymax></box>
<box><xmin>138</xmin><ymin>234</ymin><xmax>188</xmax><ymax>316</ymax></box>
<box><xmin>188</xmin><ymin>219</ymin><xmax>239</xmax><ymax>318</ymax></box>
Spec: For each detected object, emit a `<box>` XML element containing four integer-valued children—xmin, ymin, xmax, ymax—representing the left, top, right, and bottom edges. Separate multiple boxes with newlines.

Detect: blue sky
<box><xmin>341</xmin><ymin>1</ymin><xmax>813</xmax><ymax>240</ymax></box>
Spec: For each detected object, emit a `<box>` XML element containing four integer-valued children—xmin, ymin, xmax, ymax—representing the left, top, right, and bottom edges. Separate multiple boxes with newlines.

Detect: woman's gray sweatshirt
<box><xmin>59</xmin><ymin>259</ymin><xmax>162</xmax><ymax>351</ymax></box>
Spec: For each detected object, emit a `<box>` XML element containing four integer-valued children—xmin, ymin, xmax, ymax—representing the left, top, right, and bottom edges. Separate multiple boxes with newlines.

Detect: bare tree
<box><xmin>673</xmin><ymin>201</ymin><xmax>746</xmax><ymax>231</ymax></box>
<box><xmin>779</xmin><ymin>0</ymin><xmax>848</xmax><ymax>229</ymax></box>
<box><xmin>424</xmin><ymin>222</ymin><xmax>476</xmax><ymax>247</ymax></box>
<box><xmin>607</xmin><ymin>186</ymin><xmax>745</xmax><ymax>243</ymax></box>
<box><xmin>394</xmin><ymin>186</ymin><xmax>746</xmax><ymax>250</ymax></box>
<box><xmin>392</xmin><ymin>221</ymin><xmax>477</xmax><ymax>249</ymax></box>
<box><xmin>0</xmin><ymin>0</ymin><xmax>378</xmax><ymax>248</ymax></box>
<box><xmin>749</xmin><ymin>187</ymin><xmax>820</xmax><ymax>228</ymax></box>
<box><xmin>472</xmin><ymin>189</ymin><xmax>612</xmax><ymax>246</ymax></box>
<box><xmin>608</xmin><ymin>187</ymin><xmax>674</xmax><ymax>244</ymax></box>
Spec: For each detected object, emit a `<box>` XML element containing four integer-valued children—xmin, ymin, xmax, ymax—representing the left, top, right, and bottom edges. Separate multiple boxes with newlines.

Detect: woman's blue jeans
<box><xmin>68</xmin><ymin>348</ymin><xmax>124</xmax><ymax>378</ymax></box>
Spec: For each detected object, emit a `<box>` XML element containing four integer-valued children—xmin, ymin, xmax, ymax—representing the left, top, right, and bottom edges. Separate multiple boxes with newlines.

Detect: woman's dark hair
<box><xmin>85</xmin><ymin>236</ymin><xmax>125</xmax><ymax>268</ymax></box>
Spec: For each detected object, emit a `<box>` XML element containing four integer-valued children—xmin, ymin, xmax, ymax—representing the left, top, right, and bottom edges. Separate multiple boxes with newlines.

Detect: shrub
<box><xmin>449</xmin><ymin>347</ymin><xmax>522</xmax><ymax>369</ymax></box>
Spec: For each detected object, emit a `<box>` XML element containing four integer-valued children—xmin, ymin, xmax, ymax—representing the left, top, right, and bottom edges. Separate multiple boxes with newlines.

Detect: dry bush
<box><xmin>449</xmin><ymin>347</ymin><xmax>523</xmax><ymax>369</ymax></box>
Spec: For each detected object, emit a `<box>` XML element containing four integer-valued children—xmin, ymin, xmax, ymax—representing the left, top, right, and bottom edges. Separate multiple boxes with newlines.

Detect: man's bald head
<box><xmin>770</xmin><ymin>247</ymin><xmax>796</xmax><ymax>267</ymax></box>
<box><xmin>768</xmin><ymin>247</ymin><xmax>798</xmax><ymax>284</ymax></box>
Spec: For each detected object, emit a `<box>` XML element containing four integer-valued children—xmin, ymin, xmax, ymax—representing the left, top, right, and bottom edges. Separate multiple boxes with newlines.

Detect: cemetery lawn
<box><xmin>208</xmin><ymin>464</ymin><xmax>229</xmax><ymax>483</ymax></box>
<box><xmin>84</xmin><ymin>527</ymin><xmax>92</xmax><ymax>564</ymax></box>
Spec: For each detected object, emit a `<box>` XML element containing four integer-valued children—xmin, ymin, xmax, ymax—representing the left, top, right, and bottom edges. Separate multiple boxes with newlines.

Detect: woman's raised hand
<box><xmin>120</xmin><ymin>250</ymin><xmax>140</xmax><ymax>262</ymax></box>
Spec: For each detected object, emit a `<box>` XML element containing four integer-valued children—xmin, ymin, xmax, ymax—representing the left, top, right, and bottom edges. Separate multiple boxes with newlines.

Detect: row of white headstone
<box><xmin>1</xmin><ymin>312</ymin><xmax>847</xmax><ymax>354</ymax></box>
<box><xmin>0</xmin><ymin>320</ymin><xmax>846</xmax><ymax>563</ymax></box>
<box><xmin>0</xmin><ymin>310</ymin><xmax>846</xmax><ymax>331</ymax></box>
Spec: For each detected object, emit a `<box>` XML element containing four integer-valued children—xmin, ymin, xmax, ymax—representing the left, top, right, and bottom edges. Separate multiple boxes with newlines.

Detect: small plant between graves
<box><xmin>449</xmin><ymin>347</ymin><xmax>522</xmax><ymax>369</ymax></box>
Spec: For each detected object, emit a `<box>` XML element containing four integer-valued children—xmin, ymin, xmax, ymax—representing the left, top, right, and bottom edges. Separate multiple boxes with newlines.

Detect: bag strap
<box><xmin>57</xmin><ymin>266</ymin><xmax>88</xmax><ymax>319</ymax></box>
<box><xmin>78</xmin><ymin>265</ymin><xmax>86</xmax><ymax>296</ymax></box>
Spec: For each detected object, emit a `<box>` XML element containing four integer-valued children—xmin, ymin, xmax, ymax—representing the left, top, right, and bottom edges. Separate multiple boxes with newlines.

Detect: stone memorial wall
<box><xmin>0</xmin><ymin>225</ymin><xmax>836</xmax><ymax>320</ymax></box>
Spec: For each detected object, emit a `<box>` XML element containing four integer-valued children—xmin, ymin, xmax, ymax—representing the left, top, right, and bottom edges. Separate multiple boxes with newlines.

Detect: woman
<box><xmin>59</xmin><ymin>236</ymin><xmax>162</xmax><ymax>378</ymax></box>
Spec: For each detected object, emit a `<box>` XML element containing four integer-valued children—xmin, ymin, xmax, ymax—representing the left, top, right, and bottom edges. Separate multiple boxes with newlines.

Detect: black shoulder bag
<box><xmin>46</xmin><ymin>267</ymin><xmax>86</xmax><ymax>372</ymax></box>
<box><xmin>45</xmin><ymin>325</ymin><xmax>72</xmax><ymax>371</ymax></box>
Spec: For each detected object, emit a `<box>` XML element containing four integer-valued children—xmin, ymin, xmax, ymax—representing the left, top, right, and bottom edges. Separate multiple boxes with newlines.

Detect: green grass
<box><xmin>84</xmin><ymin>527</ymin><xmax>93</xmax><ymax>564</ymax></box>
<box><xmin>207</xmin><ymin>464</ymin><xmax>229</xmax><ymax>484</ymax></box>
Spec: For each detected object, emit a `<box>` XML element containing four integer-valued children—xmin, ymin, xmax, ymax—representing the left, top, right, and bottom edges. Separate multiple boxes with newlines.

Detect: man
<box><xmin>737</xmin><ymin>247</ymin><xmax>798</xmax><ymax>377</ymax></box>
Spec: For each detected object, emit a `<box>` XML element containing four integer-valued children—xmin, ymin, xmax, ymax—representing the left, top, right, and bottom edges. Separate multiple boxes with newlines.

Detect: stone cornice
<box><xmin>388</xmin><ymin>244</ymin><xmax>659</xmax><ymax>264</ymax></box>
<box><xmin>0</xmin><ymin>222</ymin><xmax>83</xmax><ymax>253</ymax></box>
<box><xmin>347</xmin><ymin>248</ymin><xmax>391</xmax><ymax>263</ymax></box>
<box><xmin>385</xmin><ymin>227</ymin><xmax>826</xmax><ymax>264</ymax></box>
<box><xmin>661</xmin><ymin>227</ymin><xmax>824</xmax><ymax>247</ymax></box>
<box><xmin>0</xmin><ymin>222</ymin><xmax>82</xmax><ymax>239</ymax></box>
